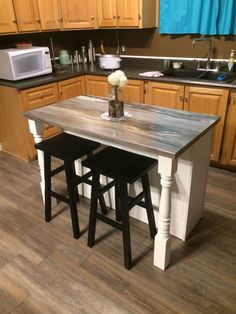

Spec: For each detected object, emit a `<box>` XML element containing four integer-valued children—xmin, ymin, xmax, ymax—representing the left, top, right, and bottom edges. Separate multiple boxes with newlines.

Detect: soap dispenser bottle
<box><xmin>228</xmin><ymin>49</ymin><xmax>235</xmax><ymax>72</ymax></box>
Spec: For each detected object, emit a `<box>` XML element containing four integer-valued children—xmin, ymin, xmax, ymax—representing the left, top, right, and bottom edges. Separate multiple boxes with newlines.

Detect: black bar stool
<box><xmin>82</xmin><ymin>147</ymin><xmax>158</xmax><ymax>269</ymax></box>
<box><xmin>35</xmin><ymin>133</ymin><xmax>107</xmax><ymax>239</ymax></box>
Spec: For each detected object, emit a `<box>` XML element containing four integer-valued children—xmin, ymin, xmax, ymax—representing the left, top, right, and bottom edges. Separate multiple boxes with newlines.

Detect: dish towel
<box><xmin>139</xmin><ymin>71</ymin><xmax>164</xmax><ymax>78</ymax></box>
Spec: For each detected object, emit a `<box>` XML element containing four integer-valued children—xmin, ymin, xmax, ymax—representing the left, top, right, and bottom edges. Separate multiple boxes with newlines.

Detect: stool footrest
<box><xmin>51</xmin><ymin>165</ymin><xmax>65</xmax><ymax>177</ymax></box>
<box><xmin>74</xmin><ymin>170</ymin><xmax>93</xmax><ymax>186</ymax></box>
<box><xmin>51</xmin><ymin>191</ymin><xmax>70</xmax><ymax>204</ymax></box>
<box><xmin>127</xmin><ymin>191</ymin><xmax>146</xmax><ymax>211</ymax></box>
<box><xmin>96</xmin><ymin>213</ymin><xmax>123</xmax><ymax>231</ymax></box>
<box><xmin>99</xmin><ymin>180</ymin><xmax>116</xmax><ymax>194</ymax></box>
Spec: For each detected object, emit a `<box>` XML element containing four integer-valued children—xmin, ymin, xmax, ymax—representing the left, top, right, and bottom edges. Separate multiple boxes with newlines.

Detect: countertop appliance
<box><xmin>0</xmin><ymin>46</ymin><xmax>52</xmax><ymax>81</ymax></box>
<box><xmin>99</xmin><ymin>54</ymin><xmax>121</xmax><ymax>69</ymax></box>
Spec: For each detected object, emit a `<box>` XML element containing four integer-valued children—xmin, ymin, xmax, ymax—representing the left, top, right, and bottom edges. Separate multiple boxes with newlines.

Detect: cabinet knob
<box><xmin>184</xmin><ymin>96</ymin><xmax>188</xmax><ymax>103</ymax></box>
<box><xmin>117</xmin><ymin>15</ymin><xmax>120</xmax><ymax>19</ymax></box>
<box><xmin>179</xmin><ymin>95</ymin><xmax>183</xmax><ymax>102</ymax></box>
<box><xmin>113</xmin><ymin>16</ymin><xmax>116</xmax><ymax>19</ymax></box>
<box><xmin>91</xmin><ymin>16</ymin><xmax>94</xmax><ymax>20</ymax></box>
<box><xmin>59</xmin><ymin>90</ymin><xmax>62</xmax><ymax>95</ymax></box>
<box><xmin>36</xmin><ymin>18</ymin><xmax>41</xmax><ymax>23</ymax></box>
<box><xmin>12</xmin><ymin>19</ymin><xmax>17</xmax><ymax>24</ymax></box>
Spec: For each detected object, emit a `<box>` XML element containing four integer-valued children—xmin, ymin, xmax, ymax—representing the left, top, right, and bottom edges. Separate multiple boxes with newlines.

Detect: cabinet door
<box><xmin>117</xmin><ymin>0</ymin><xmax>139</xmax><ymax>27</ymax></box>
<box><xmin>37</xmin><ymin>0</ymin><xmax>61</xmax><ymax>30</ymax></box>
<box><xmin>145</xmin><ymin>82</ymin><xmax>184</xmax><ymax>110</ymax></box>
<box><xmin>96</xmin><ymin>0</ymin><xmax>117</xmax><ymax>27</ymax></box>
<box><xmin>13</xmin><ymin>0</ymin><xmax>41</xmax><ymax>32</ymax></box>
<box><xmin>0</xmin><ymin>0</ymin><xmax>18</xmax><ymax>34</ymax></box>
<box><xmin>123</xmin><ymin>79</ymin><xmax>144</xmax><ymax>103</ymax></box>
<box><xmin>20</xmin><ymin>83</ymin><xmax>60</xmax><ymax>141</ymax></box>
<box><xmin>184</xmin><ymin>86</ymin><xmax>229</xmax><ymax>162</ymax></box>
<box><xmin>21</xmin><ymin>83</ymin><xmax>59</xmax><ymax>111</ymax></box>
<box><xmin>220</xmin><ymin>91</ymin><xmax>236</xmax><ymax>167</ymax></box>
<box><xmin>85</xmin><ymin>75</ymin><xmax>109</xmax><ymax>97</ymax></box>
<box><xmin>58</xmin><ymin>76</ymin><xmax>85</xmax><ymax>101</ymax></box>
<box><xmin>59</xmin><ymin>0</ymin><xmax>96</xmax><ymax>29</ymax></box>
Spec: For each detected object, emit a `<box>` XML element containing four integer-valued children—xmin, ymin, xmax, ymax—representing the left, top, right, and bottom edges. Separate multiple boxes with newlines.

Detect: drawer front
<box><xmin>21</xmin><ymin>83</ymin><xmax>59</xmax><ymax>111</ymax></box>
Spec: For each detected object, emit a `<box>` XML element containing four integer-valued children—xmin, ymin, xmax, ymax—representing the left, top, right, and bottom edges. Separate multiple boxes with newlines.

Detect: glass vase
<box><xmin>108</xmin><ymin>85</ymin><xmax>124</xmax><ymax>119</ymax></box>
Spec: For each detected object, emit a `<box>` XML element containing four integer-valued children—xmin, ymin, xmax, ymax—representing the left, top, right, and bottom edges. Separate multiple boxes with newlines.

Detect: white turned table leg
<box><xmin>28</xmin><ymin>119</ymin><xmax>57</xmax><ymax>207</ymax></box>
<box><xmin>154</xmin><ymin>156</ymin><xmax>177</xmax><ymax>270</ymax></box>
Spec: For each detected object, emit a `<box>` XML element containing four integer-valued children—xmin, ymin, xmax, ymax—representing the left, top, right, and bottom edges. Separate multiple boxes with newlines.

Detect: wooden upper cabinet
<box><xmin>117</xmin><ymin>0</ymin><xmax>139</xmax><ymax>28</ymax></box>
<box><xmin>184</xmin><ymin>85</ymin><xmax>229</xmax><ymax>162</ymax></box>
<box><xmin>97</xmin><ymin>0</ymin><xmax>157</xmax><ymax>28</ymax></box>
<box><xmin>0</xmin><ymin>0</ymin><xmax>18</xmax><ymax>34</ymax></box>
<box><xmin>59</xmin><ymin>0</ymin><xmax>96</xmax><ymax>29</ymax></box>
<box><xmin>145</xmin><ymin>82</ymin><xmax>184</xmax><ymax>110</ymax></box>
<box><xmin>97</xmin><ymin>0</ymin><xmax>117</xmax><ymax>28</ymax></box>
<box><xmin>13</xmin><ymin>0</ymin><xmax>41</xmax><ymax>32</ymax></box>
<box><xmin>220</xmin><ymin>90</ymin><xmax>236</xmax><ymax>167</ymax></box>
<box><xmin>37</xmin><ymin>0</ymin><xmax>61</xmax><ymax>30</ymax></box>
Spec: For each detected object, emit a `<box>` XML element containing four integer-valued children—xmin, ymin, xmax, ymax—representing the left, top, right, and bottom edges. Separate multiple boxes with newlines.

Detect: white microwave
<box><xmin>0</xmin><ymin>46</ymin><xmax>52</xmax><ymax>81</ymax></box>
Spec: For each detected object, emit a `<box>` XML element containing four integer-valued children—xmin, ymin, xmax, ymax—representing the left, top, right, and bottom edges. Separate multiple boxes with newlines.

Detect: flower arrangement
<box><xmin>107</xmin><ymin>70</ymin><xmax>128</xmax><ymax>118</ymax></box>
<box><xmin>108</xmin><ymin>70</ymin><xmax>128</xmax><ymax>88</ymax></box>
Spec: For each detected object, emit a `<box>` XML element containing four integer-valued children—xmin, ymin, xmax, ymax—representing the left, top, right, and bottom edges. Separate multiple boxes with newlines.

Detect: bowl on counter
<box><xmin>172</xmin><ymin>62</ymin><xmax>183</xmax><ymax>69</ymax></box>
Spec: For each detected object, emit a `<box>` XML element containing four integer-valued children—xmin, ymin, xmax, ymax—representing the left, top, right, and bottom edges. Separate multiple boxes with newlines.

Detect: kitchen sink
<box><xmin>196</xmin><ymin>71</ymin><xmax>236</xmax><ymax>82</ymax></box>
<box><xmin>163</xmin><ymin>69</ymin><xmax>236</xmax><ymax>83</ymax></box>
<box><xmin>163</xmin><ymin>69</ymin><xmax>200</xmax><ymax>78</ymax></box>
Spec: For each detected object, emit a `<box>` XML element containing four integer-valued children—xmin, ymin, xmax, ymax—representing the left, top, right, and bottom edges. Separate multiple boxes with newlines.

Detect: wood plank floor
<box><xmin>0</xmin><ymin>151</ymin><xmax>235</xmax><ymax>314</ymax></box>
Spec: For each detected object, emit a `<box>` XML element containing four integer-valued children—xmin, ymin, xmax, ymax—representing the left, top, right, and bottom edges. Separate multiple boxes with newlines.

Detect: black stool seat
<box><xmin>82</xmin><ymin>147</ymin><xmax>157</xmax><ymax>184</ymax></box>
<box><xmin>82</xmin><ymin>147</ymin><xmax>158</xmax><ymax>269</ymax></box>
<box><xmin>35</xmin><ymin>133</ymin><xmax>100</xmax><ymax>161</ymax></box>
<box><xmin>35</xmin><ymin>133</ymin><xmax>107</xmax><ymax>239</ymax></box>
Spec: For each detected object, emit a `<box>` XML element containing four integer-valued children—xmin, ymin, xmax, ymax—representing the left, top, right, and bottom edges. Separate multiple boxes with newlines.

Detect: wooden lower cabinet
<box><xmin>0</xmin><ymin>74</ymin><xmax>234</xmax><ymax>169</ymax></box>
<box><xmin>145</xmin><ymin>81</ymin><xmax>228</xmax><ymax>162</ymax></box>
<box><xmin>0</xmin><ymin>77</ymin><xmax>86</xmax><ymax>161</ymax></box>
<box><xmin>220</xmin><ymin>90</ymin><xmax>236</xmax><ymax>167</ymax></box>
<box><xmin>85</xmin><ymin>75</ymin><xmax>109</xmax><ymax>97</ymax></box>
<box><xmin>123</xmin><ymin>79</ymin><xmax>144</xmax><ymax>103</ymax></box>
<box><xmin>58</xmin><ymin>76</ymin><xmax>85</xmax><ymax>100</ymax></box>
<box><xmin>85</xmin><ymin>75</ymin><xmax>144</xmax><ymax>103</ymax></box>
<box><xmin>184</xmin><ymin>86</ymin><xmax>229</xmax><ymax>162</ymax></box>
<box><xmin>145</xmin><ymin>81</ymin><xmax>184</xmax><ymax>110</ymax></box>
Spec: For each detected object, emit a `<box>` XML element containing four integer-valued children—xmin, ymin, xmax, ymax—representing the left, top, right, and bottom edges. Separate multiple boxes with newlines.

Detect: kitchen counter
<box><xmin>1</xmin><ymin>57</ymin><xmax>236</xmax><ymax>90</ymax></box>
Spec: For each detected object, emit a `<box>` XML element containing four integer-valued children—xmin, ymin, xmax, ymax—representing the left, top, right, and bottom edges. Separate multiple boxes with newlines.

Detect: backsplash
<box><xmin>0</xmin><ymin>28</ymin><xmax>236</xmax><ymax>59</ymax></box>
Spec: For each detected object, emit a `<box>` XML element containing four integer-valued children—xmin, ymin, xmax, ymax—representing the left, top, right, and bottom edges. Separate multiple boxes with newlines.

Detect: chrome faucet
<box><xmin>192</xmin><ymin>37</ymin><xmax>213</xmax><ymax>70</ymax></box>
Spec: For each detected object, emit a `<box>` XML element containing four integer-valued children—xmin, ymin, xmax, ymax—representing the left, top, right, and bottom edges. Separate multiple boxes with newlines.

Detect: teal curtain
<box><xmin>218</xmin><ymin>0</ymin><xmax>236</xmax><ymax>34</ymax></box>
<box><xmin>160</xmin><ymin>0</ymin><xmax>236</xmax><ymax>35</ymax></box>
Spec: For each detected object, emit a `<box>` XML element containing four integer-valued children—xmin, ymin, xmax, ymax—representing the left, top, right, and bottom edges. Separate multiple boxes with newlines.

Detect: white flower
<box><xmin>114</xmin><ymin>70</ymin><xmax>125</xmax><ymax>78</ymax></box>
<box><xmin>108</xmin><ymin>72</ymin><xmax>119</xmax><ymax>85</ymax></box>
<box><xmin>118</xmin><ymin>75</ymin><xmax>128</xmax><ymax>87</ymax></box>
<box><xmin>108</xmin><ymin>70</ymin><xmax>128</xmax><ymax>87</ymax></box>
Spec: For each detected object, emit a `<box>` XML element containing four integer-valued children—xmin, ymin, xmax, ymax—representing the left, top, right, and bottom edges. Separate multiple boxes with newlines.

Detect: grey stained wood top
<box><xmin>24</xmin><ymin>96</ymin><xmax>220</xmax><ymax>159</ymax></box>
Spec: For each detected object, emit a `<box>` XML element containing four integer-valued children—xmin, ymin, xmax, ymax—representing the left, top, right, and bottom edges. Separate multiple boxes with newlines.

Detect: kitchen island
<box><xmin>24</xmin><ymin>95</ymin><xmax>219</xmax><ymax>270</ymax></box>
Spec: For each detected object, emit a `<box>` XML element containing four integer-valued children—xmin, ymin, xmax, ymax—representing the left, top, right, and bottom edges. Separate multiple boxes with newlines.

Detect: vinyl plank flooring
<box><xmin>0</xmin><ymin>151</ymin><xmax>235</xmax><ymax>314</ymax></box>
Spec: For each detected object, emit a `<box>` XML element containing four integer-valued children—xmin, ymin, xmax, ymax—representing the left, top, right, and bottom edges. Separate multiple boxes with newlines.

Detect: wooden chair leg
<box><xmin>141</xmin><ymin>174</ymin><xmax>157</xmax><ymax>238</ymax></box>
<box><xmin>65</xmin><ymin>161</ymin><xmax>80</xmax><ymax>239</ymax></box>
<box><xmin>88</xmin><ymin>172</ymin><xmax>100</xmax><ymax>247</ymax></box>
<box><xmin>44</xmin><ymin>152</ymin><xmax>52</xmax><ymax>222</ymax></box>
<box><xmin>98</xmin><ymin>184</ymin><xmax>108</xmax><ymax>215</ymax></box>
<box><xmin>115</xmin><ymin>180</ymin><xmax>121</xmax><ymax>221</ymax></box>
<box><xmin>119</xmin><ymin>180</ymin><xmax>132</xmax><ymax>270</ymax></box>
